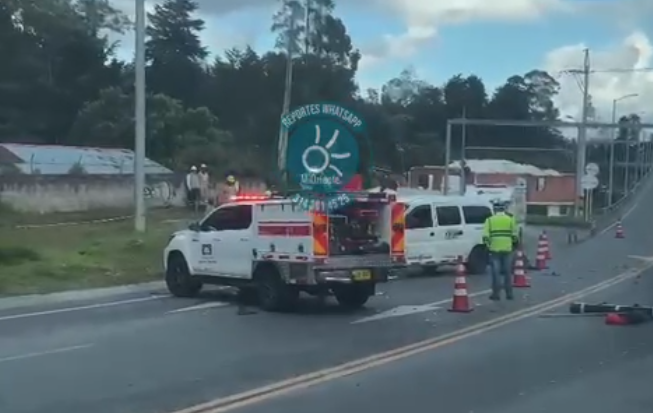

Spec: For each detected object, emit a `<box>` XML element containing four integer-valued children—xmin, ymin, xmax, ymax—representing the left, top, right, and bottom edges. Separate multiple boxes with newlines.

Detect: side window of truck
<box><xmin>435</xmin><ymin>206</ymin><xmax>462</xmax><ymax>226</ymax></box>
<box><xmin>406</xmin><ymin>205</ymin><xmax>433</xmax><ymax>229</ymax></box>
<box><xmin>202</xmin><ymin>205</ymin><xmax>252</xmax><ymax>231</ymax></box>
<box><xmin>462</xmin><ymin>205</ymin><xmax>492</xmax><ymax>224</ymax></box>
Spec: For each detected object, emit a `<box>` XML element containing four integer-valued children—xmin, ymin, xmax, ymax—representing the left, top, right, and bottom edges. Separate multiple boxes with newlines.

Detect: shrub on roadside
<box><xmin>526</xmin><ymin>215</ymin><xmax>592</xmax><ymax>229</ymax></box>
<box><xmin>0</xmin><ymin>246</ymin><xmax>42</xmax><ymax>265</ymax></box>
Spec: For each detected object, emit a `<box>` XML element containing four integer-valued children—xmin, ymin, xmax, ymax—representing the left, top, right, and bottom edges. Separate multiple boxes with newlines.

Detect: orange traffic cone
<box><xmin>615</xmin><ymin>221</ymin><xmax>624</xmax><ymax>239</ymax></box>
<box><xmin>535</xmin><ymin>240</ymin><xmax>548</xmax><ymax>270</ymax></box>
<box><xmin>541</xmin><ymin>231</ymin><xmax>551</xmax><ymax>260</ymax></box>
<box><xmin>512</xmin><ymin>250</ymin><xmax>530</xmax><ymax>288</ymax></box>
<box><xmin>449</xmin><ymin>256</ymin><xmax>473</xmax><ymax>313</ymax></box>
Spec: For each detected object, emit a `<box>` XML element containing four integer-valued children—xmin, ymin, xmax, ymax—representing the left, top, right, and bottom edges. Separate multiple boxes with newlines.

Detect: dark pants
<box><xmin>187</xmin><ymin>188</ymin><xmax>200</xmax><ymax>203</ymax></box>
<box><xmin>489</xmin><ymin>251</ymin><xmax>513</xmax><ymax>299</ymax></box>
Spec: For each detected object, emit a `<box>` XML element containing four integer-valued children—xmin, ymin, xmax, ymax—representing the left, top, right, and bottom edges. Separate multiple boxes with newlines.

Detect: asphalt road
<box><xmin>1</xmin><ymin>182</ymin><xmax>652</xmax><ymax>413</ymax></box>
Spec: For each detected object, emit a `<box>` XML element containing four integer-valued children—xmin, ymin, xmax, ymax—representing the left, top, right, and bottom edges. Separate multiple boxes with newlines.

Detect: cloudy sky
<box><xmin>112</xmin><ymin>0</ymin><xmax>653</xmax><ymax>124</ymax></box>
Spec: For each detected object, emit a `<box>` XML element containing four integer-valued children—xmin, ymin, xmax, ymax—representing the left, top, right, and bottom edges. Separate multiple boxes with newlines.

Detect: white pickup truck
<box><xmin>163</xmin><ymin>191</ymin><xmax>407</xmax><ymax>311</ymax></box>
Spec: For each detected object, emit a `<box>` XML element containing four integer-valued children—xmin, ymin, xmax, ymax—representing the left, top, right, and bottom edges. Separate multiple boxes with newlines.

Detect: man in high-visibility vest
<box><xmin>483</xmin><ymin>203</ymin><xmax>519</xmax><ymax>301</ymax></box>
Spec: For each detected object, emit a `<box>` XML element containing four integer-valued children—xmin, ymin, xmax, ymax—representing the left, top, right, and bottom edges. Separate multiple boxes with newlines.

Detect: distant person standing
<box><xmin>185</xmin><ymin>166</ymin><xmax>201</xmax><ymax>208</ymax></box>
<box><xmin>217</xmin><ymin>174</ymin><xmax>240</xmax><ymax>205</ymax></box>
<box><xmin>198</xmin><ymin>164</ymin><xmax>210</xmax><ymax>204</ymax></box>
<box><xmin>483</xmin><ymin>203</ymin><xmax>519</xmax><ymax>301</ymax></box>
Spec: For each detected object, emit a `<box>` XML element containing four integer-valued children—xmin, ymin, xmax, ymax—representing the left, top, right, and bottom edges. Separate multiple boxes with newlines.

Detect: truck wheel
<box><xmin>466</xmin><ymin>245</ymin><xmax>489</xmax><ymax>275</ymax></box>
<box><xmin>333</xmin><ymin>285</ymin><xmax>371</xmax><ymax>309</ymax></box>
<box><xmin>254</xmin><ymin>264</ymin><xmax>298</xmax><ymax>312</ymax></box>
<box><xmin>166</xmin><ymin>253</ymin><xmax>202</xmax><ymax>298</ymax></box>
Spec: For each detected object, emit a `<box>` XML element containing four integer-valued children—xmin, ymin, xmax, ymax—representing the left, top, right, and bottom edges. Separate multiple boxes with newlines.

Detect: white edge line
<box><xmin>598</xmin><ymin>202</ymin><xmax>638</xmax><ymax>236</ymax></box>
<box><xmin>0</xmin><ymin>344</ymin><xmax>94</xmax><ymax>364</ymax></box>
<box><xmin>352</xmin><ymin>289</ymin><xmax>491</xmax><ymax>324</ymax></box>
<box><xmin>0</xmin><ymin>295</ymin><xmax>169</xmax><ymax>322</ymax></box>
<box><xmin>167</xmin><ymin>302</ymin><xmax>229</xmax><ymax>314</ymax></box>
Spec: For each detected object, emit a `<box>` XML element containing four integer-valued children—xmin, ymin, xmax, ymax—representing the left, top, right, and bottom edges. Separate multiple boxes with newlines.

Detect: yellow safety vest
<box><xmin>483</xmin><ymin>213</ymin><xmax>516</xmax><ymax>252</ymax></box>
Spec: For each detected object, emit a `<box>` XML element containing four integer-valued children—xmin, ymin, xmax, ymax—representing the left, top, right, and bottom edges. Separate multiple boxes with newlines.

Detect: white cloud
<box><xmin>111</xmin><ymin>0</ymin><xmax>271</xmax><ymax>17</ymax></box>
<box><xmin>544</xmin><ymin>30</ymin><xmax>653</xmax><ymax>126</ymax></box>
<box><xmin>108</xmin><ymin>0</ymin><xmax>259</xmax><ymax>61</ymax></box>
<box><xmin>359</xmin><ymin>0</ymin><xmax>573</xmax><ymax>70</ymax></box>
<box><xmin>359</xmin><ymin>26</ymin><xmax>436</xmax><ymax>70</ymax></box>
<box><xmin>378</xmin><ymin>0</ymin><xmax>571</xmax><ymax>27</ymax></box>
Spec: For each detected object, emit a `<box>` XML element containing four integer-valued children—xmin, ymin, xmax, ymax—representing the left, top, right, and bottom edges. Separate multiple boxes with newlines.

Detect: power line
<box><xmin>561</xmin><ymin>67</ymin><xmax>653</xmax><ymax>75</ymax></box>
<box><xmin>591</xmin><ymin>67</ymin><xmax>653</xmax><ymax>73</ymax></box>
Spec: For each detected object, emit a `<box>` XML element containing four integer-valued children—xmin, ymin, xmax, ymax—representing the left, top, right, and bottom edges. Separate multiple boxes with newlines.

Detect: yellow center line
<box><xmin>174</xmin><ymin>263</ymin><xmax>651</xmax><ymax>413</ymax></box>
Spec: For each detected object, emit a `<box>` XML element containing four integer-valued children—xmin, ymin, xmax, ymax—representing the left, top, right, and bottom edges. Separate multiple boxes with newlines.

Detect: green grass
<box><xmin>526</xmin><ymin>214</ymin><xmax>592</xmax><ymax>229</ymax></box>
<box><xmin>0</xmin><ymin>208</ymin><xmax>201</xmax><ymax>296</ymax></box>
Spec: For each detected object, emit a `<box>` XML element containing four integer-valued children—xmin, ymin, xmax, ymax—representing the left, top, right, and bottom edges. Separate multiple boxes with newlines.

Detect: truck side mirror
<box><xmin>188</xmin><ymin>222</ymin><xmax>200</xmax><ymax>232</ymax></box>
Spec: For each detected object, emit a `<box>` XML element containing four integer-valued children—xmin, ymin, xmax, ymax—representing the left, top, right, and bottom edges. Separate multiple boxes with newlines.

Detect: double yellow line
<box><xmin>175</xmin><ymin>264</ymin><xmax>651</xmax><ymax>413</ymax></box>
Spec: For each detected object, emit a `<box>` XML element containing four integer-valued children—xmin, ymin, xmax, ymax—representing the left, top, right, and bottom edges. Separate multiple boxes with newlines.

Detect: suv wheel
<box><xmin>166</xmin><ymin>253</ymin><xmax>203</xmax><ymax>297</ymax></box>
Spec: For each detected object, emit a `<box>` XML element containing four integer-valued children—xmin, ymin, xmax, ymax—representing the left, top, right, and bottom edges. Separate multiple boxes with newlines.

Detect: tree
<box><xmin>146</xmin><ymin>0</ymin><xmax>208</xmax><ymax>107</ymax></box>
<box><xmin>0</xmin><ymin>0</ymin><xmax>124</xmax><ymax>142</ymax></box>
<box><xmin>0</xmin><ymin>0</ymin><xmax>607</xmax><ymax>186</ymax></box>
<box><xmin>271</xmin><ymin>0</ymin><xmax>305</xmax><ymax>56</ymax></box>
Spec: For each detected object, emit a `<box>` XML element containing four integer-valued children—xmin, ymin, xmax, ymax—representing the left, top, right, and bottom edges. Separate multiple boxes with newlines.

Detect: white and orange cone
<box><xmin>512</xmin><ymin>250</ymin><xmax>531</xmax><ymax>288</ymax></box>
<box><xmin>541</xmin><ymin>231</ymin><xmax>551</xmax><ymax>260</ymax></box>
<box><xmin>536</xmin><ymin>237</ymin><xmax>548</xmax><ymax>270</ymax></box>
<box><xmin>615</xmin><ymin>221</ymin><xmax>625</xmax><ymax>239</ymax></box>
<box><xmin>449</xmin><ymin>256</ymin><xmax>473</xmax><ymax>313</ymax></box>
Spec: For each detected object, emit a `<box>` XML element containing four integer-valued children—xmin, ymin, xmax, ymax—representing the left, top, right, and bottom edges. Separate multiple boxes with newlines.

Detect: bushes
<box><xmin>526</xmin><ymin>215</ymin><xmax>592</xmax><ymax>229</ymax></box>
<box><xmin>0</xmin><ymin>246</ymin><xmax>42</xmax><ymax>265</ymax></box>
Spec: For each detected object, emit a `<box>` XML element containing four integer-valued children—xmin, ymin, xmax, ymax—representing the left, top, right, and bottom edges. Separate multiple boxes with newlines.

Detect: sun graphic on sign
<box><xmin>301</xmin><ymin>125</ymin><xmax>351</xmax><ymax>177</ymax></box>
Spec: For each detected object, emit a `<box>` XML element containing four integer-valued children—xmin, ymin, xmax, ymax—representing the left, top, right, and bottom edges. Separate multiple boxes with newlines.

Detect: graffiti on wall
<box><xmin>144</xmin><ymin>181</ymin><xmax>175</xmax><ymax>205</ymax></box>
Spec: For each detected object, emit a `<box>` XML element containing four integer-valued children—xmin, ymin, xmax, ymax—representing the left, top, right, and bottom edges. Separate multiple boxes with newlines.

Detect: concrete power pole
<box><xmin>134</xmin><ymin>0</ymin><xmax>146</xmax><ymax>232</ymax></box>
<box><xmin>277</xmin><ymin>11</ymin><xmax>295</xmax><ymax>186</ymax></box>
<box><xmin>576</xmin><ymin>48</ymin><xmax>591</xmax><ymax>216</ymax></box>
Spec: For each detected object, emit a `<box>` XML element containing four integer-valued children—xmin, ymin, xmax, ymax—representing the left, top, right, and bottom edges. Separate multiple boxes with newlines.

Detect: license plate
<box><xmin>352</xmin><ymin>269</ymin><xmax>372</xmax><ymax>281</ymax></box>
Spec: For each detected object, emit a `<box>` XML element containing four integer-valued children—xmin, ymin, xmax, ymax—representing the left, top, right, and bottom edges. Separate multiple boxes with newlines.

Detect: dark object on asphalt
<box><xmin>569</xmin><ymin>302</ymin><xmax>653</xmax><ymax>318</ymax></box>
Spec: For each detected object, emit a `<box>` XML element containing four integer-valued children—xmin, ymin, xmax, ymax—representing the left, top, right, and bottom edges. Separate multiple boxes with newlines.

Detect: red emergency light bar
<box><xmin>230</xmin><ymin>194</ymin><xmax>270</xmax><ymax>202</ymax></box>
<box><xmin>230</xmin><ymin>191</ymin><xmax>397</xmax><ymax>203</ymax></box>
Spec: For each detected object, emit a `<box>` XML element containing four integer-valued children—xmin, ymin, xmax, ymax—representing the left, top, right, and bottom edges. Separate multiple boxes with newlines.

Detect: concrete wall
<box><xmin>0</xmin><ymin>174</ymin><xmax>185</xmax><ymax>213</ymax></box>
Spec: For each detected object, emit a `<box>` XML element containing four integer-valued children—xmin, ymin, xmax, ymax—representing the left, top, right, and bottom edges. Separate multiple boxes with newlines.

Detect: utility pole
<box><xmin>459</xmin><ymin>107</ymin><xmax>467</xmax><ymax>195</ymax></box>
<box><xmin>608</xmin><ymin>94</ymin><xmax>638</xmax><ymax>205</ymax></box>
<box><xmin>304</xmin><ymin>0</ymin><xmax>311</xmax><ymax>55</ymax></box>
<box><xmin>277</xmin><ymin>10</ymin><xmax>295</xmax><ymax>187</ymax></box>
<box><xmin>134</xmin><ymin>0</ymin><xmax>146</xmax><ymax>232</ymax></box>
<box><xmin>576</xmin><ymin>48</ymin><xmax>590</xmax><ymax>216</ymax></box>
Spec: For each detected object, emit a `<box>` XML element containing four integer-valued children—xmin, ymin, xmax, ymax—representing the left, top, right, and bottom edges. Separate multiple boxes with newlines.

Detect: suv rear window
<box><xmin>462</xmin><ymin>205</ymin><xmax>492</xmax><ymax>224</ymax></box>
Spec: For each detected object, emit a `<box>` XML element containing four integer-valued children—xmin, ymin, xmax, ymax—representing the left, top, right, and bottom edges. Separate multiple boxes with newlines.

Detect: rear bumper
<box><xmin>315</xmin><ymin>267</ymin><xmax>391</xmax><ymax>284</ymax></box>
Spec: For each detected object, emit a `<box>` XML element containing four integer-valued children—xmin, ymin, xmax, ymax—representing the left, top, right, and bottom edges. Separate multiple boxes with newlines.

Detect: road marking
<box><xmin>167</xmin><ymin>302</ymin><xmax>229</xmax><ymax>314</ymax></box>
<box><xmin>172</xmin><ymin>264</ymin><xmax>651</xmax><ymax>413</ymax></box>
<box><xmin>355</xmin><ymin>289</ymin><xmax>491</xmax><ymax>324</ymax></box>
<box><xmin>629</xmin><ymin>254</ymin><xmax>653</xmax><ymax>262</ymax></box>
<box><xmin>598</xmin><ymin>201</ymin><xmax>638</xmax><ymax>235</ymax></box>
<box><xmin>0</xmin><ymin>295</ymin><xmax>169</xmax><ymax>322</ymax></box>
<box><xmin>0</xmin><ymin>344</ymin><xmax>94</xmax><ymax>364</ymax></box>
<box><xmin>353</xmin><ymin>304</ymin><xmax>443</xmax><ymax>324</ymax></box>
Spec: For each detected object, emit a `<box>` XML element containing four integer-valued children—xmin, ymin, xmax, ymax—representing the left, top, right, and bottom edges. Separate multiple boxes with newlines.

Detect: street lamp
<box><xmin>608</xmin><ymin>93</ymin><xmax>638</xmax><ymax>205</ymax></box>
